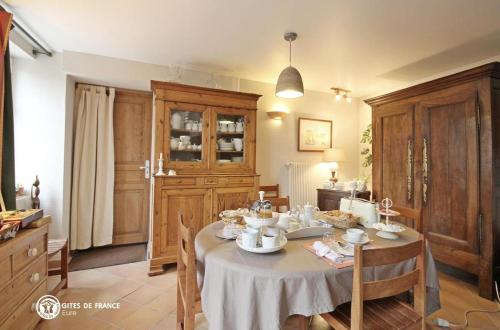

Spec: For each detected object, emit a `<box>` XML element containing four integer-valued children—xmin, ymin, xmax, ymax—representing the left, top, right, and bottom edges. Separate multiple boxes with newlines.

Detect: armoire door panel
<box><xmin>373</xmin><ymin>103</ymin><xmax>415</xmax><ymax>210</ymax></box>
<box><xmin>419</xmin><ymin>90</ymin><xmax>479</xmax><ymax>254</ymax></box>
<box><xmin>113</xmin><ymin>90</ymin><xmax>152</xmax><ymax>245</ymax></box>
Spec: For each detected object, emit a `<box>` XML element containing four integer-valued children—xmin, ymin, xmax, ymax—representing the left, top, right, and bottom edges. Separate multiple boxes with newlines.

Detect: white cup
<box><xmin>241</xmin><ymin>228</ymin><xmax>258</xmax><ymax>248</ymax></box>
<box><xmin>346</xmin><ymin>228</ymin><xmax>364</xmax><ymax>242</ymax></box>
<box><xmin>262</xmin><ymin>234</ymin><xmax>278</xmax><ymax>248</ymax></box>
<box><xmin>266</xmin><ymin>226</ymin><xmax>281</xmax><ymax>236</ymax></box>
<box><xmin>277</xmin><ymin>215</ymin><xmax>290</xmax><ymax>230</ymax></box>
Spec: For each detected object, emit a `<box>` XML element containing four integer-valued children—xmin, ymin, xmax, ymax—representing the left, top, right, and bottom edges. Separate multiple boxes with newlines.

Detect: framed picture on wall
<box><xmin>298</xmin><ymin>117</ymin><xmax>332</xmax><ymax>152</ymax></box>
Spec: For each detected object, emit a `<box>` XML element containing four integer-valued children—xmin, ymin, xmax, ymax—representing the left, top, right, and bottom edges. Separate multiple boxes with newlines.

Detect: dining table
<box><xmin>195</xmin><ymin>221</ymin><xmax>441</xmax><ymax>330</ymax></box>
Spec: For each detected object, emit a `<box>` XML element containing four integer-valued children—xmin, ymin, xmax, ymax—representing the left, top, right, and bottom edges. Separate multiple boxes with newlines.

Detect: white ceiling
<box><xmin>5</xmin><ymin>0</ymin><xmax>500</xmax><ymax>97</ymax></box>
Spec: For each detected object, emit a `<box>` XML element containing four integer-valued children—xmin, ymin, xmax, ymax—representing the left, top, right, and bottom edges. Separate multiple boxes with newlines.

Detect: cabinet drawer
<box><xmin>1</xmin><ymin>279</ymin><xmax>46</xmax><ymax>330</ymax></box>
<box><xmin>220</xmin><ymin>177</ymin><xmax>255</xmax><ymax>186</ymax></box>
<box><xmin>204</xmin><ymin>177</ymin><xmax>218</xmax><ymax>185</ymax></box>
<box><xmin>0</xmin><ymin>255</ymin><xmax>47</xmax><ymax>324</ymax></box>
<box><xmin>12</xmin><ymin>235</ymin><xmax>46</xmax><ymax>275</ymax></box>
<box><xmin>0</xmin><ymin>258</ymin><xmax>12</xmax><ymax>284</ymax></box>
<box><xmin>161</xmin><ymin>177</ymin><xmax>197</xmax><ymax>187</ymax></box>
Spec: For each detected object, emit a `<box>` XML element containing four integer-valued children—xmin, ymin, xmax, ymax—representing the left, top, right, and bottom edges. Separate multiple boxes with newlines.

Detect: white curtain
<box><xmin>70</xmin><ymin>85</ymin><xmax>115</xmax><ymax>250</ymax></box>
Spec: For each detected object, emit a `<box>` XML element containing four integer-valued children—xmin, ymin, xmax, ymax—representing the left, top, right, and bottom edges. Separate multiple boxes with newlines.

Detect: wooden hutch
<box><xmin>149</xmin><ymin>81</ymin><xmax>261</xmax><ymax>275</ymax></box>
<box><xmin>365</xmin><ymin>62</ymin><xmax>500</xmax><ymax>299</ymax></box>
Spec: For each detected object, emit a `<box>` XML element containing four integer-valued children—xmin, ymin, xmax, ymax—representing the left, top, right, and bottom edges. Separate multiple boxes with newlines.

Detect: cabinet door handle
<box><xmin>422</xmin><ymin>137</ymin><xmax>428</xmax><ymax>204</ymax></box>
<box><xmin>407</xmin><ymin>139</ymin><xmax>413</xmax><ymax>201</ymax></box>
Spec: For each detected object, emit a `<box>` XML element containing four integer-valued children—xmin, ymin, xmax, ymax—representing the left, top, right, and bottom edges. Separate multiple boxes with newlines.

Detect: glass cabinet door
<box><xmin>165</xmin><ymin>102</ymin><xmax>209</xmax><ymax>169</ymax></box>
<box><xmin>211</xmin><ymin>107</ymin><xmax>255</xmax><ymax>171</ymax></box>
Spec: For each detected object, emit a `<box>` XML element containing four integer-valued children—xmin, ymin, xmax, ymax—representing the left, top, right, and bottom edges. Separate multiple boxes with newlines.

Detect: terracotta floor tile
<box><xmin>146</xmin><ymin>285</ymin><xmax>177</xmax><ymax>313</ymax></box>
<box><xmin>122</xmin><ymin>284</ymin><xmax>165</xmax><ymax>305</ymax></box>
<box><xmin>93</xmin><ymin>299</ymin><xmax>142</xmax><ymax>326</ymax></box>
<box><xmin>113</xmin><ymin>306</ymin><xmax>165</xmax><ymax>329</ymax></box>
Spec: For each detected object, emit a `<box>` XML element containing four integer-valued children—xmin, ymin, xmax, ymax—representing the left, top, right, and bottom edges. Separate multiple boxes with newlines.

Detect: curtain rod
<box><xmin>76</xmin><ymin>83</ymin><xmax>112</xmax><ymax>96</ymax></box>
<box><xmin>0</xmin><ymin>5</ymin><xmax>52</xmax><ymax>57</ymax></box>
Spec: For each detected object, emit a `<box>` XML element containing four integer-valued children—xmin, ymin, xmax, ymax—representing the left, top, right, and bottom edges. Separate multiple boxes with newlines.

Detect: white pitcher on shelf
<box><xmin>236</xmin><ymin>121</ymin><xmax>244</xmax><ymax>133</ymax></box>
<box><xmin>171</xmin><ymin>112</ymin><xmax>183</xmax><ymax>130</ymax></box>
<box><xmin>232</xmin><ymin>138</ymin><xmax>243</xmax><ymax>151</ymax></box>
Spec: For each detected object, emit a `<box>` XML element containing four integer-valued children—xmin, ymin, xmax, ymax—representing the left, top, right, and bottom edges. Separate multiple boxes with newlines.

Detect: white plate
<box><xmin>215</xmin><ymin>229</ymin><xmax>238</xmax><ymax>240</ymax></box>
<box><xmin>236</xmin><ymin>236</ymin><xmax>287</xmax><ymax>254</ymax></box>
<box><xmin>372</xmin><ymin>222</ymin><xmax>405</xmax><ymax>233</ymax></box>
<box><xmin>341</xmin><ymin>233</ymin><xmax>370</xmax><ymax>245</ymax></box>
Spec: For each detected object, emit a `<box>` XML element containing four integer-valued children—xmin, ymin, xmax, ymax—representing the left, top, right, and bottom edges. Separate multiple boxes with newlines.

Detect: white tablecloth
<box><xmin>195</xmin><ymin>222</ymin><xmax>440</xmax><ymax>330</ymax></box>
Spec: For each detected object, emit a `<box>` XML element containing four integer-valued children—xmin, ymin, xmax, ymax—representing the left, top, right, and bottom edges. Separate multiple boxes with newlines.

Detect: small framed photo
<box><xmin>298</xmin><ymin>117</ymin><xmax>332</xmax><ymax>152</ymax></box>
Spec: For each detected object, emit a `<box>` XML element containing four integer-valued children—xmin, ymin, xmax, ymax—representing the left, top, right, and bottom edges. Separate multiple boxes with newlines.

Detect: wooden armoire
<box><xmin>365</xmin><ymin>62</ymin><xmax>500</xmax><ymax>299</ymax></box>
<box><xmin>149</xmin><ymin>81</ymin><xmax>261</xmax><ymax>275</ymax></box>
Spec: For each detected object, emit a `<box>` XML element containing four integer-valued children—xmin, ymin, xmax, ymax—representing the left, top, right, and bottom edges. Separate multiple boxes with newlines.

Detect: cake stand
<box><xmin>374</xmin><ymin>198</ymin><xmax>405</xmax><ymax>240</ymax></box>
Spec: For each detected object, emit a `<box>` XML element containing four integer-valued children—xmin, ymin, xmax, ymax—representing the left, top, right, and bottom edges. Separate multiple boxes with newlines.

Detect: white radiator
<box><xmin>285</xmin><ymin>162</ymin><xmax>321</xmax><ymax>208</ymax></box>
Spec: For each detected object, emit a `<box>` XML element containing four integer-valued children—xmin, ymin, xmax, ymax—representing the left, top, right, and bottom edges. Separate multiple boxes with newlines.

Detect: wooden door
<box><xmin>113</xmin><ymin>90</ymin><xmax>152</xmax><ymax>245</ymax></box>
<box><xmin>418</xmin><ymin>89</ymin><xmax>480</xmax><ymax>268</ymax></box>
<box><xmin>212</xmin><ymin>187</ymin><xmax>255</xmax><ymax>221</ymax></box>
<box><xmin>373</xmin><ymin>103</ymin><xmax>416</xmax><ymax>208</ymax></box>
<box><xmin>153</xmin><ymin>188</ymin><xmax>212</xmax><ymax>263</ymax></box>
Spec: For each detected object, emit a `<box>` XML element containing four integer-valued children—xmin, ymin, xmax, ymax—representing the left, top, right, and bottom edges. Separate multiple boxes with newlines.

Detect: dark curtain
<box><xmin>2</xmin><ymin>44</ymin><xmax>15</xmax><ymax>210</ymax></box>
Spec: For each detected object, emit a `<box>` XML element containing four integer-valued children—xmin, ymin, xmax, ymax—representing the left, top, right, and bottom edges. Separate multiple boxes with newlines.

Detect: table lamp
<box><xmin>322</xmin><ymin>148</ymin><xmax>346</xmax><ymax>183</ymax></box>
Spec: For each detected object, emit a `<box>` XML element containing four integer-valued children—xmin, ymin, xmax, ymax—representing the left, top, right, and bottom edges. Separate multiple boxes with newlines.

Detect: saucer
<box><xmin>215</xmin><ymin>229</ymin><xmax>238</xmax><ymax>240</ymax></box>
<box><xmin>341</xmin><ymin>233</ymin><xmax>370</xmax><ymax>245</ymax></box>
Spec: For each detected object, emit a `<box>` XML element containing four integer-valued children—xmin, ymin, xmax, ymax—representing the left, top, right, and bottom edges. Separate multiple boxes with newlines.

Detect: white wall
<box><xmin>12</xmin><ymin>53</ymin><xmax>67</xmax><ymax>238</ymax></box>
<box><xmin>239</xmin><ymin>79</ymin><xmax>360</xmax><ymax>194</ymax></box>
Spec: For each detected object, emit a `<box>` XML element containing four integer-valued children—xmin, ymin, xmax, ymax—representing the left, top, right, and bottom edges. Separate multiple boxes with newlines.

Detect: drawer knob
<box><xmin>28</xmin><ymin>247</ymin><xmax>38</xmax><ymax>257</ymax></box>
<box><xmin>30</xmin><ymin>273</ymin><xmax>40</xmax><ymax>283</ymax></box>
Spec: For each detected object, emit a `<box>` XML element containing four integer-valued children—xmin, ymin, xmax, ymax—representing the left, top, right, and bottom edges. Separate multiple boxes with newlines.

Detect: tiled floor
<box><xmin>37</xmin><ymin>261</ymin><xmax>500</xmax><ymax>330</ymax></box>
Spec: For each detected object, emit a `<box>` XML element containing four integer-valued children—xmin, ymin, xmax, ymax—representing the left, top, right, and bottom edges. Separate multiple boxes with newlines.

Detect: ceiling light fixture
<box><xmin>276</xmin><ymin>32</ymin><xmax>304</xmax><ymax>99</ymax></box>
<box><xmin>331</xmin><ymin>87</ymin><xmax>352</xmax><ymax>103</ymax></box>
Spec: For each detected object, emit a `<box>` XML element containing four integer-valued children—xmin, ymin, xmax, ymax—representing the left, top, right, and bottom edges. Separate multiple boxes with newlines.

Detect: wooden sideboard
<box><xmin>365</xmin><ymin>62</ymin><xmax>500</xmax><ymax>299</ymax></box>
<box><xmin>0</xmin><ymin>225</ymin><xmax>48</xmax><ymax>329</ymax></box>
<box><xmin>149</xmin><ymin>82</ymin><xmax>261</xmax><ymax>275</ymax></box>
<box><xmin>317</xmin><ymin>189</ymin><xmax>371</xmax><ymax>211</ymax></box>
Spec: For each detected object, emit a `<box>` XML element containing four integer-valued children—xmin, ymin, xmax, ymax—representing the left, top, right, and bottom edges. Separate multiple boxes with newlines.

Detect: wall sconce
<box><xmin>331</xmin><ymin>87</ymin><xmax>352</xmax><ymax>103</ymax></box>
<box><xmin>267</xmin><ymin>111</ymin><xmax>288</xmax><ymax>120</ymax></box>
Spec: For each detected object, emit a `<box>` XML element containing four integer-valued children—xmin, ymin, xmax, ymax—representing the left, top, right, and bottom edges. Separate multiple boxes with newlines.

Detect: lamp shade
<box><xmin>275</xmin><ymin>66</ymin><xmax>304</xmax><ymax>98</ymax></box>
<box><xmin>322</xmin><ymin>148</ymin><xmax>346</xmax><ymax>163</ymax></box>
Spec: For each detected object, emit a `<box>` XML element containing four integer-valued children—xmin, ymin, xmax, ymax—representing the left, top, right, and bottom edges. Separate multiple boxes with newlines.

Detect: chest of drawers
<box><xmin>0</xmin><ymin>224</ymin><xmax>48</xmax><ymax>329</ymax></box>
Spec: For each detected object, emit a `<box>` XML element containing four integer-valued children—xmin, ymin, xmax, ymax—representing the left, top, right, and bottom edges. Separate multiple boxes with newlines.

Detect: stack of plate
<box><xmin>219</xmin><ymin>142</ymin><xmax>234</xmax><ymax>151</ymax></box>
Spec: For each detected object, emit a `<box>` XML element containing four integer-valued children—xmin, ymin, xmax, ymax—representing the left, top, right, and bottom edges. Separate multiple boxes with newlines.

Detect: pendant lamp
<box><xmin>275</xmin><ymin>32</ymin><xmax>304</xmax><ymax>98</ymax></box>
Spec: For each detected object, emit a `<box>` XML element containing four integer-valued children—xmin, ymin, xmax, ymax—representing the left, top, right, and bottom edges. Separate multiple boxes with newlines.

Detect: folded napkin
<box><xmin>312</xmin><ymin>241</ymin><xmax>343</xmax><ymax>263</ymax></box>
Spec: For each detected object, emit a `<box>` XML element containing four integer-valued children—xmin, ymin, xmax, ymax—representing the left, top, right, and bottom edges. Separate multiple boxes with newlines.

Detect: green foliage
<box><xmin>360</xmin><ymin>124</ymin><xmax>372</xmax><ymax>168</ymax></box>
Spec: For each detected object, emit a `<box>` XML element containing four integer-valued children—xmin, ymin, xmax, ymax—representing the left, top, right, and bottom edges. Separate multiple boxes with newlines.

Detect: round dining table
<box><xmin>195</xmin><ymin>221</ymin><xmax>440</xmax><ymax>330</ymax></box>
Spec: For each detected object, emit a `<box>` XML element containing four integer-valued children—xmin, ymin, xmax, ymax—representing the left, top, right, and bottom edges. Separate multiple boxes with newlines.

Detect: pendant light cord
<box><xmin>289</xmin><ymin>39</ymin><xmax>292</xmax><ymax>66</ymax></box>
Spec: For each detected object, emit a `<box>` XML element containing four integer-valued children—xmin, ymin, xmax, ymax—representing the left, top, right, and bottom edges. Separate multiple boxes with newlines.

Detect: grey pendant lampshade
<box><xmin>276</xmin><ymin>66</ymin><xmax>304</xmax><ymax>98</ymax></box>
<box><xmin>276</xmin><ymin>32</ymin><xmax>304</xmax><ymax>98</ymax></box>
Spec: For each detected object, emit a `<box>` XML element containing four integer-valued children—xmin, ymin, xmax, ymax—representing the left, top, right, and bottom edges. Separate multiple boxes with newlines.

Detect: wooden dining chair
<box><xmin>267</xmin><ymin>196</ymin><xmax>290</xmax><ymax>212</ymax></box>
<box><xmin>320</xmin><ymin>234</ymin><xmax>426</xmax><ymax>330</ymax></box>
<box><xmin>177</xmin><ymin>213</ymin><xmax>202</xmax><ymax>330</ymax></box>
<box><xmin>392</xmin><ymin>206</ymin><xmax>422</xmax><ymax>232</ymax></box>
<box><xmin>260</xmin><ymin>184</ymin><xmax>280</xmax><ymax>198</ymax></box>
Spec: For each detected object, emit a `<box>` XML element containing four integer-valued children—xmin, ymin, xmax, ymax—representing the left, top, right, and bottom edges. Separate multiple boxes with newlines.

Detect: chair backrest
<box><xmin>177</xmin><ymin>212</ymin><xmax>197</xmax><ymax>304</ymax></box>
<box><xmin>350</xmin><ymin>234</ymin><xmax>426</xmax><ymax>329</ymax></box>
<box><xmin>392</xmin><ymin>206</ymin><xmax>422</xmax><ymax>232</ymax></box>
<box><xmin>260</xmin><ymin>184</ymin><xmax>280</xmax><ymax>198</ymax></box>
<box><xmin>267</xmin><ymin>196</ymin><xmax>290</xmax><ymax>212</ymax></box>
